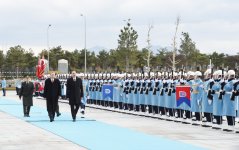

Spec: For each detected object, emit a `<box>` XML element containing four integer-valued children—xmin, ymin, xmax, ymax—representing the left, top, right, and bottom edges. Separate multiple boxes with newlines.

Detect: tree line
<box><xmin>0</xmin><ymin>21</ymin><xmax>238</xmax><ymax>75</ymax></box>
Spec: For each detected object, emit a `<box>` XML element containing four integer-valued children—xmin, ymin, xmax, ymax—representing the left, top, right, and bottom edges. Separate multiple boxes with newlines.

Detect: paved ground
<box><xmin>0</xmin><ymin>91</ymin><xmax>239</xmax><ymax>150</ymax></box>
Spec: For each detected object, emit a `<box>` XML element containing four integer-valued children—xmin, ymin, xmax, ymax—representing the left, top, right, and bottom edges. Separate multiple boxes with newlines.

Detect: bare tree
<box><xmin>169</xmin><ymin>16</ymin><xmax>181</xmax><ymax>71</ymax></box>
<box><xmin>144</xmin><ymin>24</ymin><xmax>153</xmax><ymax>69</ymax></box>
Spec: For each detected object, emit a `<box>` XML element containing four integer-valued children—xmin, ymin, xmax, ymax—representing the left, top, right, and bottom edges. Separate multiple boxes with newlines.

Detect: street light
<box><xmin>80</xmin><ymin>14</ymin><xmax>87</xmax><ymax>77</ymax></box>
<box><xmin>47</xmin><ymin>24</ymin><xmax>51</xmax><ymax>73</ymax></box>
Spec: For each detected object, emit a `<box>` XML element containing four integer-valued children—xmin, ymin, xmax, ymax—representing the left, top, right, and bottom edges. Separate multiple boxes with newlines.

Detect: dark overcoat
<box><xmin>19</xmin><ymin>81</ymin><xmax>34</xmax><ymax>106</ymax></box>
<box><xmin>43</xmin><ymin>78</ymin><xmax>61</xmax><ymax>112</ymax></box>
<box><xmin>66</xmin><ymin>77</ymin><xmax>84</xmax><ymax>105</ymax></box>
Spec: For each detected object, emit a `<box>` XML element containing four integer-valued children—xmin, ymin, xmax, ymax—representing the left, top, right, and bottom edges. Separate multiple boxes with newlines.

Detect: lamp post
<box><xmin>47</xmin><ymin>24</ymin><xmax>51</xmax><ymax>73</ymax></box>
<box><xmin>80</xmin><ymin>14</ymin><xmax>86</xmax><ymax>77</ymax></box>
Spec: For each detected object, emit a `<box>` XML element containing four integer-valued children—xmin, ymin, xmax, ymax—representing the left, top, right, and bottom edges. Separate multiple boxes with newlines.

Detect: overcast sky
<box><xmin>0</xmin><ymin>0</ymin><xmax>238</xmax><ymax>55</ymax></box>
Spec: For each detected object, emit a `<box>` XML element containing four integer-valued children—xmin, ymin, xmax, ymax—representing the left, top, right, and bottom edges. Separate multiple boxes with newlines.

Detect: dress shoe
<box><xmin>57</xmin><ymin>113</ymin><xmax>61</xmax><ymax>117</ymax></box>
<box><xmin>50</xmin><ymin>116</ymin><xmax>54</xmax><ymax>122</ymax></box>
<box><xmin>81</xmin><ymin>109</ymin><xmax>85</xmax><ymax>118</ymax></box>
<box><xmin>73</xmin><ymin>119</ymin><xmax>76</xmax><ymax>122</ymax></box>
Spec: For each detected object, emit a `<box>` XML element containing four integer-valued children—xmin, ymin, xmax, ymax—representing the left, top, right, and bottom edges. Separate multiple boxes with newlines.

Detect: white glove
<box><xmin>175</xmin><ymin>112</ymin><xmax>178</xmax><ymax>117</ymax></box>
<box><xmin>126</xmin><ymin>94</ymin><xmax>129</xmax><ymax>98</ymax></box>
<box><xmin>208</xmin><ymin>100</ymin><xmax>212</xmax><ymax>105</ymax></box>
<box><xmin>197</xmin><ymin>100</ymin><xmax>200</xmax><ymax>106</ymax></box>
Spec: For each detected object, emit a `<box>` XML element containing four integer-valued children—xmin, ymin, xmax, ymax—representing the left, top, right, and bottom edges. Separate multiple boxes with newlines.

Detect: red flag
<box><xmin>176</xmin><ymin>86</ymin><xmax>191</xmax><ymax>107</ymax></box>
<box><xmin>36</xmin><ymin>56</ymin><xmax>46</xmax><ymax>79</ymax></box>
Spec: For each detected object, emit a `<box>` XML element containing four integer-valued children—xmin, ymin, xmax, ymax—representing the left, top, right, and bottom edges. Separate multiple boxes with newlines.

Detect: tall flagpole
<box><xmin>47</xmin><ymin>24</ymin><xmax>51</xmax><ymax>73</ymax></box>
<box><xmin>81</xmin><ymin>14</ymin><xmax>87</xmax><ymax>77</ymax></box>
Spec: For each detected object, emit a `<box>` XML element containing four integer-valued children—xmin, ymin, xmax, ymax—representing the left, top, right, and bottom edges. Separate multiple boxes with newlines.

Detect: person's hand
<box><xmin>208</xmin><ymin>100</ymin><xmax>212</xmax><ymax>105</ymax></box>
<box><xmin>197</xmin><ymin>100</ymin><xmax>200</xmax><ymax>106</ymax></box>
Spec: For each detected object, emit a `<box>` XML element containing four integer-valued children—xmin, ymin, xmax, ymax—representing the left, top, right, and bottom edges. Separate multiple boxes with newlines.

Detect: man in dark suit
<box><xmin>67</xmin><ymin>71</ymin><xmax>84</xmax><ymax>122</ymax></box>
<box><xmin>43</xmin><ymin>72</ymin><xmax>61</xmax><ymax>122</ymax></box>
<box><xmin>19</xmin><ymin>76</ymin><xmax>34</xmax><ymax>117</ymax></box>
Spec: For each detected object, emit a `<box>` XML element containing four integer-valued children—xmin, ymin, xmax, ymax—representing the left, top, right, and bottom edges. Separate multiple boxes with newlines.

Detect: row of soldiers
<box><xmin>84</xmin><ymin>70</ymin><xmax>239</xmax><ymax>132</ymax></box>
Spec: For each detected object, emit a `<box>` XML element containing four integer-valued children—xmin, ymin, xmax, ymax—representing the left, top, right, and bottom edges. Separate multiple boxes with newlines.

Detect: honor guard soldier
<box><xmin>112</xmin><ymin>73</ymin><xmax>120</xmax><ymax>109</ymax></box>
<box><xmin>98</xmin><ymin>73</ymin><xmax>104</xmax><ymax>106</ymax></box>
<box><xmin>95</xmin><ymin>74</ymin><xmax>101</xmax><ymax>106</ymax></box>
<box><xmin>182</xmin><ymin>71</ymin><xmax>194</xmax><ymax>124</ymax></box>
<box><xmin>175</xmin><ymin>73</ymin><xmax>187</xmax><ymax>122</ymax></box>
<box><xmin>175</xmin><ymin>72</ymin><xmax>185</xmax><ymax>121</ymax></box>
<box><xmin>92</xmin><ymin>74</ymin><xmax>97</xmax><ymax>105</ymax></box>
<box><xmin>159</xmin><ymin>72</ymin><xmax>168</xmax><ymax>118</ymax></box>
<box><xmin>134</xmin><ymin>74</ymin><xmax>141</xmax><ymax>112</ymax></box>
<box><xmin>165</xmin><ymin>73</ymin><xmax>174</xmax><ymax>119</ymax></box>
<box><xmin>139</xmin><ymin>74</ymin><xmax>146</xmax><ymax>113</ymax></box>
<box><xmin>118</xmin><ymin>73</ymin><xmax>125</xmax><ymax>110</ymax></box>
<box><xmin>145</xmin><ymin>73</ymin><xmax>153</xmax><ymax>114</ymax></box>
<box><xmin>122</xmin><ymin>74</ymin><xmax>129</xmax><ymax>110</ymax></box>
<box><xmin>152</xmin><ymin>73</ymin><xmax>160</xmax><ymax>115</ymax></box>
<box><xmin>85</xmin><ymin>75</ymin><xmax>90</xmax><ymax>104</ymax></box>
<box><xmin>222</xmin><ymin>70</ymin><xmax>236</xmax><ymax>131</ymax></box>
<box><xmin>212</xmin><ymin>70</ymin><xmax>224</xmax><ymax>129</ymax></box>
<box><xmin>201</xmin><ymin>69</ymin><xmax>213</xmax><ymax>127</ymax></box>
<box><xmin>191</xmin><ymin>71</ymin><xmax>203</xmax><ymax>125</ymax></box>
<box><xmin>128</xmin><ymin>74</ymin><xmax>135</xmax><ymax>111</ymax></box>
<box><xmin>233</xmin><ymin>76</ymin><xmax>239</xmax><ymax>132</ymax></box>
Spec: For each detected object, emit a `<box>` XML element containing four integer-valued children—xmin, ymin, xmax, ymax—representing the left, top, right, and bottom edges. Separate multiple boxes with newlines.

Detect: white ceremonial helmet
<box><xmin>217</xmin><ymin>70</ymin><xmax>223</xmax><ymax>77</ymax></box>
<box><xmin>144</xmin><ymin>72</ymin><xmax>148</xmax><ymax>77</ymax></box>
<box><xmin>78</xmin><ymin>73</ymin><xmax>83</xmax><ymax>77</ymax></box>
<box><xmin>150</xmin><ymin>72</ymin><xmax>155</xmax><ymax>77</ymax></box>
<box><xmin>213</xmin><ymin>70</ymin><xmax>218</xmax><ymax>76</ymax></box>
<box><xmin>138</xmin><ymin>72</ymin><xmax>142</xmax><ymax>77</ymax></box>
<box><xmin>223</xmin><ymin>71</ymin><xmax>228</xmax><ymax>77</ymax></box>
<box><xmin>164</xmin><ymin>72</ymin><xmax>168</xmax><ymax>77</ymax></box>
<box><xmin>228</xmin><ymin>70</ymin><xmax>235</xmax><ymax>78</ymax></box>
<box><xmin>183</xmin><ymin>72</ymin><xmax>187</xmax><ymax>77</ymax></box>
<box><xmin>187</xmin><ymin>71</ymin><xmax>195</xmax><ymax>76</ymax></box>
<box><xmin>204</xmin><ymin>69</ymin><xmax>211</xmax><ymax>76</ymax></box>
<box><xmin>123</xmin><ymin>73</ymin><xmax>127</xmax><ymax>77</ymax></box>
<box><xmin>194</xmin><ymin>71</ymin><xmax>202</xmax><ymax>77</ymax></box>
<box><xmin>169</xmin><ymin>73</ymin><xmax>172</xmax><ymax>77</ymax></box>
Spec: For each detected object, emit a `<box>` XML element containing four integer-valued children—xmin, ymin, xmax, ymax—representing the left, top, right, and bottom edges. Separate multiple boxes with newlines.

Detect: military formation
<box><xmin>73</xmin><ymin>69</ymin><xmax>239</xmax><ymax>133</ymax></box>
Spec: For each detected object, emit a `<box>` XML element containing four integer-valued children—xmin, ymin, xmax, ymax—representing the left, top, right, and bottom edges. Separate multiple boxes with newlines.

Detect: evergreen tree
<box><xmin>117</xmin><ymin>19</ymin><xmax>138</xmax><ymax>72</ymax></box>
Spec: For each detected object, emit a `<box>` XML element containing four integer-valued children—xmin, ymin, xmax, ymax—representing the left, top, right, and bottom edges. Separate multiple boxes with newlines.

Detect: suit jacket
<box><xmin>66</xmin><ymin>77</ymin><xmax>84</xmax><ymax>105</ymax></box>
<box><xmin>43</xmin><ymin>78</ymin><xmax>61</xmax><ymax>112</ymax></box>
<box><xmin>44</xmin><ymin>78</ymin><xmax>61</xmax><ymax>99</ymax></box>
<box><xmin>19</xmin><ymin>81</ymin><xmax>34</xmax><ymax>106</ymax></box>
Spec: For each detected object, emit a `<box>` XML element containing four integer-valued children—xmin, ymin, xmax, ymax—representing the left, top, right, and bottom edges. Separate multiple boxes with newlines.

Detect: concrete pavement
<box><xmin>0</xmin><ymin>91</ymin><xmax>239</xmax><ymax>149</ymax></box>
